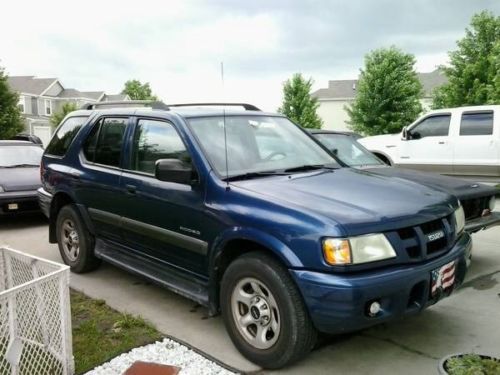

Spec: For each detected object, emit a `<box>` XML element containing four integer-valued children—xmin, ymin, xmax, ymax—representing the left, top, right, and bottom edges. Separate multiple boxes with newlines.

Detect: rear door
<box><xmin>76</xmin><ymin>117</ymin><xmax>129</xmax><ymax>242</ymax></box>
<box><xmin>452</xmin><ymin>110</ymin><xmax>499</xmax><ymax>177</ymax></box>
<box><xmin>397</xmin><ymin>113</ymin><xmax>453</xmax><ymax>173</ymax></box>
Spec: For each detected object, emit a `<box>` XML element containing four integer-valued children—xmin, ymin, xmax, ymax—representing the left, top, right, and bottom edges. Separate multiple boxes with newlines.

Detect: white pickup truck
<box><xmin>359</xmin><ymin>105</ymin><xmax>500</xmax><ymax>182</ymax></box>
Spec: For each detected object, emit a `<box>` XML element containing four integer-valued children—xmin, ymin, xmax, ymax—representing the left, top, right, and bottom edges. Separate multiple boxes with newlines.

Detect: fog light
<box><xmin>368</xmin><ymin>301</ymin><xmax>381</xmax><ymax>317</ymax></box>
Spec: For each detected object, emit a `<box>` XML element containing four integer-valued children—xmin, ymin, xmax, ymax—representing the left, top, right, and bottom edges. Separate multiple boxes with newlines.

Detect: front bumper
<box><xmin>0</xmin><ymin>190</ymin><xmax>40</xmax><ymax>215</ymax></box>
<box><xmin>465</xmin><ymin>212</ymin><xmax>500</xmax><ymax>233</ymax></box>
<box><xmin>291</xmin><ymin>232</ymin><xmax>471</xmax><ymax>335</ymax></box>
<box><xmin>37</xmin><ymin>187</ymin><xmax>53</xmax><ymax>218</ymax></box>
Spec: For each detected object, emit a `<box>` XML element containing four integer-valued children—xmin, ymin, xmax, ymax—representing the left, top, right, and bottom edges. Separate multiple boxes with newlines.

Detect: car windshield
<box><xmin>313</xmin><ymin>133</ymin><xmax>384</xmax><ymax>167</ymax></box>
<box><xmin>188</xmin><ymin>115</ymin><xmax>338</xmax><ymax>178</ymax></box>
<box><xmin>0</xmin><ymin>145</ymin><xmax>44</xmax><ymax>167</ymax></box>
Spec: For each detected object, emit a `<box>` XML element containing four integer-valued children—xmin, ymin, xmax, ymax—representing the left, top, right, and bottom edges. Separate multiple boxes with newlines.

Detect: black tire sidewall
<box><xmin>220</xmin><ymin>253</ymin><xmax>313</xmax><ymax>368</ymax></box>
<box><xmin>56</xmin><ymin>204</ymin><xmax>95</xmax><ymax>272</ymax></box>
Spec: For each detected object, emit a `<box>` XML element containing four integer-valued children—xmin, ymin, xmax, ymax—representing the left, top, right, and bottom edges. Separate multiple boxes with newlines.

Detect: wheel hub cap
<box><xmin>230</xmin><ymin>277</ymin><xmax>281</xmax><ymax>350</ymax></box>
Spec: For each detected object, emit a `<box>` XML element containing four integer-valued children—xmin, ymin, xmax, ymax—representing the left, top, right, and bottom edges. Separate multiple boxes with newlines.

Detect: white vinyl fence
<box><xmin>0</xmin><ymin>247</ymin><xmax>73</xmax><ymax>375</ymax></box>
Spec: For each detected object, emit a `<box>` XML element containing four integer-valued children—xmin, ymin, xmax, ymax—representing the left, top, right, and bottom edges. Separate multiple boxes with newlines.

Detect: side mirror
<box><xmin>402</xmin><ymin>126</ymin><xmax>408</xmax><ymax>140</ymax></box>
<box><xmin>155</xmin><ymin>159</ymin><xmax>197</xmax><ymax>184</ymax></box>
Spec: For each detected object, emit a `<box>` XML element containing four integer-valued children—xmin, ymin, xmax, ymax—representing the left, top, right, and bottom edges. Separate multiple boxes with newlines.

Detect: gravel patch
<box><xmin>85</xmin><ymin>338</ymin><xmax>238</xmax><ymax>375</ymax></box>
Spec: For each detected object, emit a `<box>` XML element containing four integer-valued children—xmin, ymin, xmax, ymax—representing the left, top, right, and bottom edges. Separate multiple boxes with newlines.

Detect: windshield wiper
<box><xmin>283</xmin><ymin>164</ymin><xmax>337</xmax><ymax>173</ymax></box>
<box><xmin>224</xmin><ymin>170</ymin><xmax>287</xmax><ymax>182</ymax></box>
<box><xmin>1</xmin><ymin>164</ymin><xmax>39</xmax><ymax>168</ymax></box>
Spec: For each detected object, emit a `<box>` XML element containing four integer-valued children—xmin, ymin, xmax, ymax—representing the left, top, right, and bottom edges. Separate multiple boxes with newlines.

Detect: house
<box><xmin>7</xmin><ymin>76</ymin><xmax>129</xmax><ymax>146</ymax></box>
<box><xmin>311</xmin><ymin>69</ymin><xmax>448</xmax><ymax>131</ymax></box>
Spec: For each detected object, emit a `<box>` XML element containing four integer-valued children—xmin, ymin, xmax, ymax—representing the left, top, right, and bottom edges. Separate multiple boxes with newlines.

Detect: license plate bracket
<box><xmin>7</xmin><ymin>203</ymin><xmax>19</xmax><ymax>211</ymax></box>
<box><xmin>430</xmin><ymin>260</ymin><xmax>456</xmax><ymax>299</ymax></box>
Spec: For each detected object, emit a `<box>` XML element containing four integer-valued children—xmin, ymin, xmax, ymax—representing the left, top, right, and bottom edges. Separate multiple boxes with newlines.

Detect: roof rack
<box><xmin>80</xmin><ymin>100</ymin><xmax>170</xmax><ymax>110</ymax></box>
<box><xmin>168</xmin><ymin>103</ymin><xmax>261</xmax><ymax>111</ymax></box>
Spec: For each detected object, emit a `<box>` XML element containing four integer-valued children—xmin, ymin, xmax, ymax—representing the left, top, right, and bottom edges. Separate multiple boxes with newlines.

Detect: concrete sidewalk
<box><xmin>1</xmin><ymin>214</ymin><xmax>499</xmax><ymax>374</ymax></box>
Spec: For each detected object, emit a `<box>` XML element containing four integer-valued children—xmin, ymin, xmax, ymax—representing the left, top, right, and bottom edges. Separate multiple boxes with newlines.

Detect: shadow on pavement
<box><xmin>0</xmin><ymin>213</ymin><xmax>48</xmax><ymax>230</ymax></box>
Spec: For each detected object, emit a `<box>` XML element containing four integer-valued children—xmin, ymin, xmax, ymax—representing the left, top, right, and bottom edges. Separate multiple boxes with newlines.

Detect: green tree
<box><xmin>278</xmin><ymin>73</ymin><xmax>323</xmax><ymax>129</ymax></box>
<box><xmin>0</xmin><ymin>66</ymin><xmax>24</xmax><ymax>139</ymax></box>
<box><xmin>347</xmin><ymin>46</ymin><xmax>423</xmax><ymax>135</ymax></box>
<box><xmin>432</xmin><ymin>11</ymin><xmax>500</xmax><ymax>108</ymax></box>
<box><xmin>50</xmin><ymin>102</ymin><xmax>78</xmax><ymax>128</ymax></box>
<box><xmin>121</xmin><ymin>79</ymin><xmax>158</xmax><ymax>100</ymax></box>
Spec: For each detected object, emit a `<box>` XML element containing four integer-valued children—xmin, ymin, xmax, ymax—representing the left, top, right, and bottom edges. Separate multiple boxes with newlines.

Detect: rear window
<box><xmin>45</xmin><ymin>116</ymin><xmax>88</xmax><ymax>156</ymax></box>
<box><xmin>83</xmin><ymin>118</ymin><xmax>127</xmax><ymax>168</ymax></box>
<box><xmin>459</xmin><ymin>112</ymin><xmax>494</xmax><ymax>136</ymax></box>
<box><xmin>0</xmin><ymin>145</ymin><xmax>43</xmax><ymax>167</ymax></box>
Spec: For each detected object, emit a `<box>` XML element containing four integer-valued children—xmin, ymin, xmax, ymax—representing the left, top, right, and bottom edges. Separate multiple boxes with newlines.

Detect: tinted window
<box><xmin>45</xmin><ymin>116</ymin><xmax>88</xmax><ymax>156</ymax></box>
<box><xmin>410</xmin><ymin>115</ymin><xmax>450</xmax><ymax>139</ymax></box>
<box><xmin>460</xmin><ymin>112</ymin><xmax>494</xmax><ymax>136</ymax></box>
<box><xmin>131</xmin><ymin>119</ymin><xmax>189</xmax><ymax>174</ymax></box>
<box><xmin>0</xmin><ymin>145</ymin><xmax>43</xmax><ymax>167</ymax></box>
<box><xmin>83</xmin><ymin>118</ymin><xmax>127</xmax><ymax>167</ymax></box>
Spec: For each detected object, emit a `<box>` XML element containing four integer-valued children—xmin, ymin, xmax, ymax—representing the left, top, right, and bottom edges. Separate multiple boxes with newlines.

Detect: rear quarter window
<box><xmin>45</xmin><ymin>116</ymin><xmax>88</xmax><ymax>156</ymax></box>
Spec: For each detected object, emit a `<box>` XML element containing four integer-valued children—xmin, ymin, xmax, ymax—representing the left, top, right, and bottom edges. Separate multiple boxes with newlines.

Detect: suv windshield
<box><xmin>0</xmin><ymin>145</ymin><xmax>43</xmax><ymax>167</ymax></box>
<box><xmin>188</xmin><ymin>116</ymin><xmax>337</xmax><ymax>178</ymax></box>
<box><xmin>313</xmin><ymin>133</ymin><xmax>384</xmax><ymax>167</ymax></box>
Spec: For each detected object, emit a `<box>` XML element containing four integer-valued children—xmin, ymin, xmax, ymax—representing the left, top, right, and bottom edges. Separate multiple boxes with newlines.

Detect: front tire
<box><xmin>56</xmin><ymin>204</ymin><xmax>100</xmax><ymax>273</ymax></box>
<box><xmin>220</xmin><ymin>252</ymin><xmax>317</xmax><ymax>369</ymax></box>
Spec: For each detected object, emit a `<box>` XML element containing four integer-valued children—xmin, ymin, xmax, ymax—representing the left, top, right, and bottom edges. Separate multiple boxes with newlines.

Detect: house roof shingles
<box><xmin>7</xmin><ymin>76</ymin><xmax>58</xmax><ymax>96</ymax></box>
<box><xmin>312</xmin><ymin>69</ymin><xmax>447</xmax><ymax>100</ymax></box>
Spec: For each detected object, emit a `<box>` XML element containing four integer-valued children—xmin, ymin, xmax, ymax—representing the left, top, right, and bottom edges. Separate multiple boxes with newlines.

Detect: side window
<box><xmin>45</xmin><ymin>116</ymin><xmax>88</xmax><ymax>156</ymax></box>
<box><xmin>131</xmin><ymin>119</ymin><xmax>190</xmax><ymax>175</ymax></box>
<box><xmin>460</xmin><ymin>111</ymin><xmax>494</xmax><ymax>136</ymax></box>
<box><xmin>83</xmin><ymin>118</ymin><xmax>127</xmax><ymax>167</ymax></box>
<box><xmin>410</xmin><ymin>115</ymin><xmax>450</xmax><ymax>139</ymax></box>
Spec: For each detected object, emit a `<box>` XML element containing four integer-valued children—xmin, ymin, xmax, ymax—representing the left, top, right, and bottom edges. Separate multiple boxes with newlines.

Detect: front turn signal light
<box><xmin>323</xmin><ymin>238</ymin><xmax>351</xmax><ymax>265</ymax></box>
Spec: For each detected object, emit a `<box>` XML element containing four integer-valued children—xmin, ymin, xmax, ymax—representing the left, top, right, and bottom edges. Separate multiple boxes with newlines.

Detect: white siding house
<box><xmin>312</xmin><ymin>70</ymin><xmax>448</xmax><ymax>132</ymax></box>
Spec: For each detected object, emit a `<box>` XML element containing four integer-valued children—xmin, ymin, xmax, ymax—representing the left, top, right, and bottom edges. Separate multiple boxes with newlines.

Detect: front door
<box><xmin>120</xmin><ymin>118</ymin><xmax>208</xmax><ymax>274</ymax></box>
<box><xmin>397</xmin><ymin>114</ymin><xmax>453</xmax><ymax>174</ymax></box>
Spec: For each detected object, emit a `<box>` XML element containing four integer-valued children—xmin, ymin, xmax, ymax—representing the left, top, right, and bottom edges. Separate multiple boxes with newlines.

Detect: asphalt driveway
<box><xmin>1</xmin><ymin>210</ymin><xmax>499</xmax><ymax>374</ymax></box>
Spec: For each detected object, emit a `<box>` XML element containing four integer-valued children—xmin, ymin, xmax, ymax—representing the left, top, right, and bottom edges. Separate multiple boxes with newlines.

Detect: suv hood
<box><xmin>359</xmin><ymin>133</ymin><xmax>399</xmax><ymax>147</ymax></box>
<box><xmin>232</xmin><ymin>168</ymin><xmax>456</xmax><ymax>236</ymax></box>
<box><xmin>361</xmin><ymin>166</ymin><xmax>497</xmax><ymax>201</ymax></box>
<box><xmin>0</xmin><ymin>167</ymin><xmax>41</xmax><ymax>192</ymax></box>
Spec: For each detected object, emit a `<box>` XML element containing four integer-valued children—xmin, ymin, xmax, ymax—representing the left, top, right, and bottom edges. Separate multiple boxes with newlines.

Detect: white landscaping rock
<box><xmin>85</xmin><ymin>338</ymin><xmax>237</xmax><ymax>375</ymax></box>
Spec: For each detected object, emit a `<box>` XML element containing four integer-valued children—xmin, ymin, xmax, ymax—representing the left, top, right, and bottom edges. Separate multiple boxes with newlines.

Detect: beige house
<box><xmin>7</xmin><ymin>76</ymin><xmax>129</xmax><ymax>146</ymax></box>
<box><xmin>311</xmin><ymin>69</ymin><xmax>448</xmax><ymax>131</ymax></box>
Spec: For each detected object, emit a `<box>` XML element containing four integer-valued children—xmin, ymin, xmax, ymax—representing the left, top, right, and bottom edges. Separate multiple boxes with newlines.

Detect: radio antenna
<box><xmin>221</xmin><ymin>61</ymin><xmax>230</xmax><ymax>190</ymax></box>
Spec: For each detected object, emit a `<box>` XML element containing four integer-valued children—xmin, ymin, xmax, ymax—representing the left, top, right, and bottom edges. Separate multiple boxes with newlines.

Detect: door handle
<box><xmin>438</xmin><ymin>141</ymin><xmax>446</xmax><ymax>145</ymax></box>
<box><xmin>125</xmin><ymin>184</ymin><xmax>137</xmax><ymax>194</ymax></box>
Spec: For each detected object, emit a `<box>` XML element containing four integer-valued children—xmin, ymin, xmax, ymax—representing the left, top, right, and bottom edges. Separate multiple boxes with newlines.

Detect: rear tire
<box><xmin>220</xmin><ymin>252</ymin><xmax>317</xmax><ymax>369</ymax></box>
<box><xmin>56</xmin><ymin>204</ymin><xmax>100</xmax><ymax>273</ymax></box>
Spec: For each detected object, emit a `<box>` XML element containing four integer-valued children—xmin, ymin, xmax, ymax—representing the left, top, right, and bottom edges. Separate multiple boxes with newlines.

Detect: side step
<box><xmin>94</xmin><ymin>239</ymin><xmax>210</xmax><ymax>307</ymax></box>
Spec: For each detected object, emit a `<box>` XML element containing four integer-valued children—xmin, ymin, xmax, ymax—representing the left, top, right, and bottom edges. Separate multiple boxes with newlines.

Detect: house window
<box><xmin>44</xmin><ymin>99</ymin><xmax>52</xmax><ymax>116</ymax></box>
<box><xmin>18</xmin><ymin>96</ymin><xmax>25</xmax><ymax>113</ymax></box>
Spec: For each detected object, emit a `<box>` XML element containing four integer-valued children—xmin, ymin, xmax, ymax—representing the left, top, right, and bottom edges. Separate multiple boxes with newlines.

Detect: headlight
<box><xmin>0</xmin><ymin>186</ymin><xmax>4</xmax><ymax>193</ymax></box>
<box><xmin>488</xmin><ymin>196</ymin><xmax>496</xmax><ymax>211</ymax></box>
<box><xmin>323</xmin><ymin>234</ymin><xmax>396</xmax><ymax>266</ymax></box>
<box><xmin>454</xmin><ymin>205</ymin><xmax>465</xmax><ymax>235</ymax></box>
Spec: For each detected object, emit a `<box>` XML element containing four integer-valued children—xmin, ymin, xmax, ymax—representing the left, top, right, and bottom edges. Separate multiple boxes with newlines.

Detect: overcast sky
<box><xmin>1</xmin><ymin>0</ymin><xmax>499</xmax><ymax>111</ymax></box>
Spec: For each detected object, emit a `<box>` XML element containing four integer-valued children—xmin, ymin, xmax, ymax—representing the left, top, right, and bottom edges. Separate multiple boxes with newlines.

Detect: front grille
<box><xmin>461</xmin><ymin>197</ymin><xmax>488</xmax><ymax>220</ymax></box>
<box><xmin>390</xmin><ymin>214</ymin><xmax>456</xmax><ymax>262</ymax></box>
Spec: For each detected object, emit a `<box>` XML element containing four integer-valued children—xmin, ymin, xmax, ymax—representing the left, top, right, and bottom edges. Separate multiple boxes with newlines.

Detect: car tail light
<box><xmin>40</xmin><ymin>162</ymin><xmax>45</xmax><ymax>183</ymax></box>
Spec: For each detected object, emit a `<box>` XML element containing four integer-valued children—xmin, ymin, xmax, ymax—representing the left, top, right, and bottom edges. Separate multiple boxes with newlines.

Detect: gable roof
<box><xmin>312</xmin><ymin>69</ymin><xmax>448</xmax><ymax>100</ymax></box>
<box><xmin>7</xmin><ymin>76</ymin><xmax>58</xmax><ymax>96</ymax></box>
<box><xmin>103</xmin><ymin>94</ymin><xmax>130</xmax><ymax>101</ymax></box>
<box><xmin>57</xmin><ymin>89</ymin><xmax>105</xmax><ymax>101</ymax></box>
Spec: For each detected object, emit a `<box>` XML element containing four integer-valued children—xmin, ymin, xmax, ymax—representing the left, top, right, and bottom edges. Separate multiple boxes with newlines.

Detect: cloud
<box><xmin>1</xmin><ymin>0</ymin><xmax>499</xmax><ymax>111</ymax></box>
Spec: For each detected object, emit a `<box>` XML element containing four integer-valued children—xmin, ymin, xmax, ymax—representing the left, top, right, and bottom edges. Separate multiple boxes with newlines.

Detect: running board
<box><xmin>94</xmin><ymin>239</ymin><xmax>209</xmax><ymax>307</ymax></box>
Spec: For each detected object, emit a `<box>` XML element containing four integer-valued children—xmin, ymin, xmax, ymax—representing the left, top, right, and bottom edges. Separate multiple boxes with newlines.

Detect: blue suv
<box><xmin>39</xmin><ymin>102</ymin><xmax>471</xmax><ymax>368</ymax></box>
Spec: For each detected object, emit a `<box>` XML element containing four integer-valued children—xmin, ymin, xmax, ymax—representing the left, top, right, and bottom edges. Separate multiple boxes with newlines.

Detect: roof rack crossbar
<box><xmin>80</xmin><ymin>100</ymin><xmax>170</xmax><ymax>111</ymax></box>
<box><xmin>167</xmin><ymin>103</ymin><xmax>261</xmax><ymax>111</ymax></box>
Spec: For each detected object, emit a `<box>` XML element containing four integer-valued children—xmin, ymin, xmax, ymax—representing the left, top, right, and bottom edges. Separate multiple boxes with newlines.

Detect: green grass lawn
<box><xmin>71</xmin><ymin>290</ymin><xmax>162</xmax><ymax>374</ymax></box>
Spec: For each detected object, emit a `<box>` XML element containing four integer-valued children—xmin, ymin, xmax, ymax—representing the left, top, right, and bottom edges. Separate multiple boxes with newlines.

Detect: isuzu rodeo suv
<box><xmin>39</xmin><ymin>102</ymin><xmax>471</xmax><ymax>368</ymax></box>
